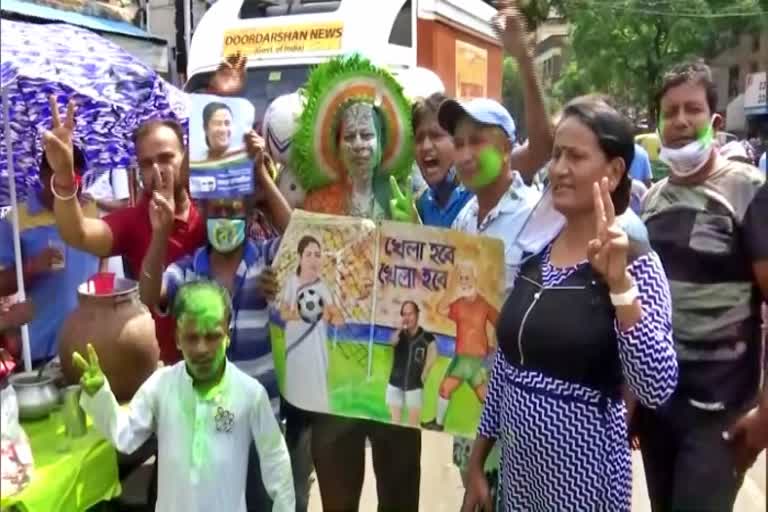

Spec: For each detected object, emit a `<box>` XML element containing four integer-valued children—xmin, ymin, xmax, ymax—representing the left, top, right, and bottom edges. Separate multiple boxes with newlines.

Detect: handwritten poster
<box><xmin>269</xmin><ymin>211</ymin><xmax>505</xmax><ymax>437</ymax></box>
<box><xmin>188</xmin><ymin>94</ymin><xmax>255</xmax><ymax>199</ymax></box>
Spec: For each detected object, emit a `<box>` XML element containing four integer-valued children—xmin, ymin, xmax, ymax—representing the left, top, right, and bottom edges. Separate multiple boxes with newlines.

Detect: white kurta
<box><xmin>280</xmin><ymin>274</ymin><xmax>333</xmax><ymax>412</ymax></box>
<box><xmin>80</xmin><ymin>361</ymin><xmax>294</xmax><ymax>512</ymax></box>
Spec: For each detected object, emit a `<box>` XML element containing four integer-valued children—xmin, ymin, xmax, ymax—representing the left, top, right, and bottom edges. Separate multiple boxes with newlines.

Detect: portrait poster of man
<box><xmin>188</xmin><ymin>93</ymin><xmax>256</xmax><ymax>199</ymax></box>
<box><xmin>269</xmin><ymin>211</ymin><xmax>505</xmax><ymax>438</ymax></box>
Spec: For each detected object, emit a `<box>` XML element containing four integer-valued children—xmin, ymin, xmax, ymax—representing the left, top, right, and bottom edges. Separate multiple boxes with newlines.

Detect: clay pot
<box><xmin>58</xmin><ymin>274</ymin><xmax>159</xmax><ymax>402</ymax></box>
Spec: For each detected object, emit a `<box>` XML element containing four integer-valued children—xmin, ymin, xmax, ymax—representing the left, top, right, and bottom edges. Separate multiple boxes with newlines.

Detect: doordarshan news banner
<box><xmin>269</xmin><ymin>210</ymin><xmax>505</xmax><ymax>438</ymax></box>
<box><xmin>223</xmin><ymin>22</ymin><xmax>344</xmax><ymax>56</ymax></box>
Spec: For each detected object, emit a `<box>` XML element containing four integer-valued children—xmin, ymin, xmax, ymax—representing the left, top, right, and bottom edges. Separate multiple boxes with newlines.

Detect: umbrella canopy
<box><xmin>0</xmin><ymin>20</ymin><xmax>188</xmax><ymax>206</ymax></box>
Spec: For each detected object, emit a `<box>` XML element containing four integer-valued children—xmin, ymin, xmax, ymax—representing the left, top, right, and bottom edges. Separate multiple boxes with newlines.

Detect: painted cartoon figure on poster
<box><xmin>424</xmin><ymin>262</ymin><xmax>499</xmax><ymax>431</ymax></box>
<box><xmin>278</xmin><ymin>235</ymin><xmax>343</xmax><ymax>411</ymax></box>
<box><xmin>386</xmin><ymin>301</ymin><xmax>437</xmax><ymax>426</ymax></box>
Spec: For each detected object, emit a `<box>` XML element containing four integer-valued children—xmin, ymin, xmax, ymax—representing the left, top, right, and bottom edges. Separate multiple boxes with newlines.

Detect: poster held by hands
<box><xmin>188</xmin><ymin>94</ymin><xmax>255</xmax><ymax>199</ymax></box>
<box><xmin>269</xmin><ymin>210</ymin><xmax>505</xmax><ymax>438</ymax></box>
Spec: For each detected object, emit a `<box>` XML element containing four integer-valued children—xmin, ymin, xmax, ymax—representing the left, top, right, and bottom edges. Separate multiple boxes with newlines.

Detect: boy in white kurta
<box><xmin>75</xmin><ymin>281</ymin><xmax>294</xmax><ymax>512</ymax></box>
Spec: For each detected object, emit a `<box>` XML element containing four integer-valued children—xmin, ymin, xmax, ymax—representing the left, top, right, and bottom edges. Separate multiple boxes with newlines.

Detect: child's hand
<box><xmin>72</xmin><ymin>343</ymin><xmax>105</xmax><ymax>396</ymax></box>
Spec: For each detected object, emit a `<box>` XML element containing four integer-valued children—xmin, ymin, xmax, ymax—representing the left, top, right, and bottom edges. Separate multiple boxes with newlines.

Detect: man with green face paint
<box><xmin>637</xmin><ymin>60</ymin><xmax>768</xmax><ymax>512</ymax></box>
<box><xmin>138</xmin><ymin>131</ymin><xmax>292</xmax><ymax>511</ymax></box>
<box><xmin>421</xmin><ymin>5</ymin><xmax>559</xmax><ymax>506</ymax></box>
<box><xmin>75</xmin><ymin>281</ymin><xmax>295</xmax><ymax>512</ymax></box>
<box><xmin>436</xmin><ymin>97</ymin><xmax>548</xmax><ymax>292</ymax></box>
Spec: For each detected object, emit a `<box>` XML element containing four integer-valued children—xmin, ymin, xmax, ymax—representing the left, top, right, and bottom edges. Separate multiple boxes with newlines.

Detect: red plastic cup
<box><xmin>88</xmin><ymin>272</ymin><xmax>116</xmax><ymax>295</ymax></box>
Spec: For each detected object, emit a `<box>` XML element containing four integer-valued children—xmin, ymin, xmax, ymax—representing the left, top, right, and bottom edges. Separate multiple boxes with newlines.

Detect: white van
<box><xmin>186</xmin><ymin>0</ymin><xmax>498</xmax><ymax>125</ymax></box>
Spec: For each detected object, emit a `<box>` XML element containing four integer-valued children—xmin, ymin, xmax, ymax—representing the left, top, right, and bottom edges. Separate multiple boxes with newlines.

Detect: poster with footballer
<box><xmin>269</xmin><ymin>210</ymin><xmax>505</xmax><ymax>437</ymax></box>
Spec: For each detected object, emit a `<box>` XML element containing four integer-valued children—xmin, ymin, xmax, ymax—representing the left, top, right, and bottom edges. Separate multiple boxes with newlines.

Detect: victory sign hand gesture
<box><xmin>148</xmin><ymin>167</ymin><xmax>175</xmax><ymax>238</ymax></box>
<box><xmin>389</xmin><ymin>176</ymin><xmax>419</xmax><ymax>223</ymax></box>
<box><xmin>492</xmin><ymin>0</ymin><xmax>530</xmax><ymax>60</ymax></box>
<box><xmin>42</xmin><ymin>95</ymin><xmax>77</xmax><ymax>185</ymax></box>
<box><xmin>208</xmin><ymin>52</ymin><xmax>248</xmax><ymax>96</ymax></box>
<box><xmin>587</xmin><ymin>178</ymin><xmax>632</xmax><ymax>293</ymax></box>
<box><xmin>72</xmin><ymin>343</ymin><xmax>106</xmax><ymax>396</ymax></box>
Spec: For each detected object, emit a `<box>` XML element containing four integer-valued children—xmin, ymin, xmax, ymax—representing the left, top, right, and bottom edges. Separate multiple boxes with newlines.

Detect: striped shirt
<box><xmin>162</xmin><ymin>238</ymin><xmax>281</xmax><ymax>412</ymax></box>
<box><xmin>642</xmin><ymin>158</ymin><xmax>767</xmax><ymax>407</ymax></box>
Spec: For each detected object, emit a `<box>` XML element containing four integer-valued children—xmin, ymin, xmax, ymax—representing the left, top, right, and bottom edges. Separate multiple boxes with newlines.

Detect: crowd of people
<box><xmin>1</xmin><ymin>1</ymin><xmax>767</xmax><ymax>511</ymax></box>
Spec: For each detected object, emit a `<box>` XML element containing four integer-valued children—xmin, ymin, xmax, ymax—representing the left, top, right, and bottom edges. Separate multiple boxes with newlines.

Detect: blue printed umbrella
<box><xmin>0</xmin><ymin>20</ymin><xmax>189</xmax><ymax>206</ymax></box>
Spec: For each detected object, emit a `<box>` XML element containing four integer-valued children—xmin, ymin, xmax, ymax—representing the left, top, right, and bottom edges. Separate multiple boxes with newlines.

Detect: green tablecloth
<box><xmin>1</xmin><ymin>411</ymin><xmax>121</xmax><ymax>512</ymax></box>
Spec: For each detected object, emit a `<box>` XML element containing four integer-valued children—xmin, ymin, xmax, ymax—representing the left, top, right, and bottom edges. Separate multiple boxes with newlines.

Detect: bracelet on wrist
<box><xmin>50</xmin><ymin>174</ymin><xmax>78</xmax><ymax>201</ymax></box>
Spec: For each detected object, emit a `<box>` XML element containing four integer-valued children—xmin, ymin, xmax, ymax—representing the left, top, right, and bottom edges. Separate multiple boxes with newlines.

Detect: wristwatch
<box><xmin>609</xmin><ymin>284</ymin><xmax>639</xmax><ymax>306</ymax></box>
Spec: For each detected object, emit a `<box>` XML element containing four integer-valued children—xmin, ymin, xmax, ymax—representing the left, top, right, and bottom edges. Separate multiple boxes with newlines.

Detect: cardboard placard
<box><xmin>270</xmin><ymin>211</ymin><xmax>505</xmax><ymax>437</ymax></box>
<box><xmin>188</xmin><ymin>94</ymin><xmax>255</xmax><ymax>199</ymax></box>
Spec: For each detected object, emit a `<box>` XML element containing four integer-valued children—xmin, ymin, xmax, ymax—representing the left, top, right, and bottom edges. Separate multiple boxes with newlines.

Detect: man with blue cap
<box><xmin>437</xmin><ymin>96</ymin><xmax>552</xmax><ymax>291</ymax></box>
<box><xmin>421</xmin><ymin>0</ymin><xmax>556</xmax><ymax>426</ymax></box>
<box><xmin>420</xmin><ymin>3</ymin><xmax>559</xmax><ymax>508</ymax></box>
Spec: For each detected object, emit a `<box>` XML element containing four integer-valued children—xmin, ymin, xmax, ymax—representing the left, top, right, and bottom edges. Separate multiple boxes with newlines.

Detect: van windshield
<box><xmin>185</xmin><ymin>65</ymin><xmax>311</xmax><ymax>131</ymax></box>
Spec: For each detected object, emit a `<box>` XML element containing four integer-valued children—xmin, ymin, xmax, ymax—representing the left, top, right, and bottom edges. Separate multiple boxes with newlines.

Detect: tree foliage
<box><xmin>549</xmin><ymin>0</ymin><xmax>767</xmax><ymax>126</ymax></box>
<box><xmin>502</xmin><ymin>58</ymin><xmax>526</xmax><ymax>139</ymax></box>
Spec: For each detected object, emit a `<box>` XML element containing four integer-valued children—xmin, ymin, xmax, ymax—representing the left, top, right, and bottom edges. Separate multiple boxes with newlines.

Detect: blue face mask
<box><xmin>207</xmin><ymin>218</ymin><xmax>245</xmax><ymax>253</ymax></box>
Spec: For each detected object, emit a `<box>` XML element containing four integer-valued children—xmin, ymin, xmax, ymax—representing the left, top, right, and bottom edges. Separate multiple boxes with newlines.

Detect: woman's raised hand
<box><xmin>587</xmin><ymin>177</ymin><xmax>632</xmax><ymax>293</ymax></box>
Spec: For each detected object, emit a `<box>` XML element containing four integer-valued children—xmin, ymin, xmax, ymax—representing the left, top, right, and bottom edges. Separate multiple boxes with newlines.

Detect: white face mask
<box><xmin>658</xmin><ymin>120</ymin><xmax>715</xmax><ymax>178</ymax></box>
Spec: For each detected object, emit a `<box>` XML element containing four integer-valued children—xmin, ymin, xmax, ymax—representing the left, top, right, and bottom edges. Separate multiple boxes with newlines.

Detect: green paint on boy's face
<box><xmin>470</xmin><ymin>146</ymin><xmax>504</xmax><ymax>188</ymax></box>
<box><xmin>179</xmin><ymin>329</ymin><xmax>229</xmax><ymax>383</ymax></box>
<box><xmin>177</xmin><ymin>288</ymin><xmax>227</xmax><ymax>332</ymax></box>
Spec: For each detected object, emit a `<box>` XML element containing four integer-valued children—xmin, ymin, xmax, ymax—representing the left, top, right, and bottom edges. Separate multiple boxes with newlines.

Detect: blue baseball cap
<box><xmin>438</xmin><ymin>98</ymin><xmax>517</xmax><ymax>143</ymax></box>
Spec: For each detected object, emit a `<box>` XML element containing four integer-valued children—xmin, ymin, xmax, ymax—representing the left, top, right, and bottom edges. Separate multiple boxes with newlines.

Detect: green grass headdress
<box><xmin>172</xmin><ymin>281</ymin><xmax>232</xmax><ymax>332</ymax></box>
<box><xmin>291</xmin><ymin>54</ymin><xmax>414</xmax><ymax>192</ymax></box>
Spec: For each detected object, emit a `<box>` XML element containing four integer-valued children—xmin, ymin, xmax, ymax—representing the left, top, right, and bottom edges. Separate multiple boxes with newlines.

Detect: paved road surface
<box><xmin>309</xmin><ymin>431</ymin><xmax>766</xmax><ymax>511</ymax></box>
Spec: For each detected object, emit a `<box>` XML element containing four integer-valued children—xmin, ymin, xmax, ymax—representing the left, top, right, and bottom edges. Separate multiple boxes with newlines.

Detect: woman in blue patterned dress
<box><xmin>461</xmin><ymin>96</ymin><xmax>679</xmax><ymax>512</ymax></box>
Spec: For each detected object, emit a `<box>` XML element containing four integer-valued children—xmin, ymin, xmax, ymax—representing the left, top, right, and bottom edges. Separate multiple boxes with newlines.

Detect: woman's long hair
<box><xmin>296</xmin><ymin>235</ymin><xmax>321</xmax><ymax>277</ymax></box>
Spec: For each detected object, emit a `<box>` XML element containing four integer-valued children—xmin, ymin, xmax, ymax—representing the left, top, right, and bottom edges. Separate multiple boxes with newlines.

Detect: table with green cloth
<box><xmin>1</xmin><ymin>411</ymin><xmax>121</xmax><ymax>512</ymax></box>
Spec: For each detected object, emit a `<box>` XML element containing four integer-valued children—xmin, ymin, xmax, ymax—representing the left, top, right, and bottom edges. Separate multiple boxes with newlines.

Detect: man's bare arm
<box><xmin>43</xmin><ymin>96</ymin><xmax>114</xmax><ymax>257</ymax></box>
<box><xmin>139</xmin><ymin>188</ymin><xmax>175</xmax><ymax>310</ymax></box>
<box><xmin>494</xmin><ymin>3</ymin><xmax>553</xmax><ymax>181</ymax></box>
<box><xmin>53</xmin><ymin>199</ymin><xmax>114</xmax><ymax>257</ymax></box>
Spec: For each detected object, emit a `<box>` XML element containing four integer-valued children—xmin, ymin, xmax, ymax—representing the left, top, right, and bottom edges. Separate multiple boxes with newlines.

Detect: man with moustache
<box><xmin>43</xmin><ymin>55</ymin><xmax>249</xmax><ymax>363</ymax></box>
<box><xmin>43</xmin><ymin>103</ymin><xmax>204</xmax><ymax>363</ymax></box>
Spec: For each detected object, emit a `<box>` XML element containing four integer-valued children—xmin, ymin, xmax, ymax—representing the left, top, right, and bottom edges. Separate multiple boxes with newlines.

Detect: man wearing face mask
<box><xmin>138</xmin><ymin>131</ymin><xmax>291</xmax><ymax>511</ymax></box>
<box><xmin>43</xmin><ymin>54</ymin><xmax>250</xmax><ymax>364</ymax></box>
<box><xmin>637</xmin><ymin>60</ymin><xmax>768</xmax><ymax>512</ymax></box>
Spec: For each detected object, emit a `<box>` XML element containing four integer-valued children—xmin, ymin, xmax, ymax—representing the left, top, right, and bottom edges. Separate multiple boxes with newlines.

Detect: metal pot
<box><xmin>10</xmin><ymin>372</ymin><xmax>61</xmax><ymax>420</ymax></box>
